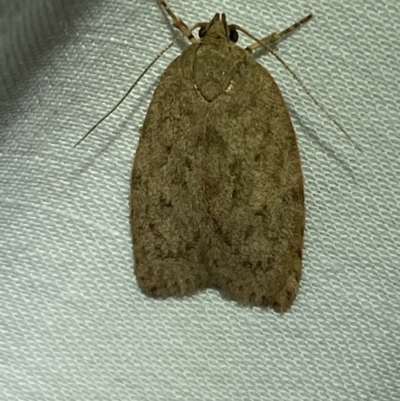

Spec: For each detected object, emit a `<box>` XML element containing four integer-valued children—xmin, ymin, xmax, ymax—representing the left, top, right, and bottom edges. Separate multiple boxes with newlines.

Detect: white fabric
<box><xmin>1</xmin><ymin>0</ymin><xmax>399</xmax><ymax>400</ymax></box>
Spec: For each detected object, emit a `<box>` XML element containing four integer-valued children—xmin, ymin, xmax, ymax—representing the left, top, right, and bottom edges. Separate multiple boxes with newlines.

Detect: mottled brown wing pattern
<box><xmin>130</xmin><ymin>22</ymin><xmax>305</xmax><ymax>312</ymax></box>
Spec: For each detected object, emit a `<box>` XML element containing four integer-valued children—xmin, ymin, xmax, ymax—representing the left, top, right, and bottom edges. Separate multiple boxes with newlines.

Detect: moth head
<box><xmin>196</xmin><ymin>13</ymin><xmax>239</xmax><ymax>43</ymax></box>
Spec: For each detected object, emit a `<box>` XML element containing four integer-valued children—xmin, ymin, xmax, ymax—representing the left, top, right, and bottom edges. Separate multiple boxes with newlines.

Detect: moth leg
<box><xmin>158</xmin><ymin>0</ymin><xmax>197</xmax><ymax>43</ymax></box>
<box><xmin>245</xmin><ymin>13</ymin><xmax>313</xmax><ymax>52</ymax></box>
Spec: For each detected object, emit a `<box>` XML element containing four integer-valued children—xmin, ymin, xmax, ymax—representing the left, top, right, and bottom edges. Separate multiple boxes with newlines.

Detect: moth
<box><xmin>130</xmin><ymin>1</ymin><xmax>307</xmax><ymax>312</ymax></box>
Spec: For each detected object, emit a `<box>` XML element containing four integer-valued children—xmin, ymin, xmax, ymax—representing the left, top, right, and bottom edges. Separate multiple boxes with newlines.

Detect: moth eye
<box><xmin>198</xmin><ymin>26</ymin><xmax>207</xmax><ymax>38</ymax></box>
<box><xmin>229</xmin><ymin>29</ymin><xmax>239</xmax><ymax>43</ymax></box>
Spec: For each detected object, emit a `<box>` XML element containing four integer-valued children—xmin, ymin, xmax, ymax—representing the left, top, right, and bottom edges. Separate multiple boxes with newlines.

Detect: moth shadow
<box><xmin>134</xmin><ymin>274</ymin><xmax>281</xmax><ymax>314</ymax></box>
<box><xmin>288</xmin><ymin>106</ymin><xmax>356</xmax><ymax>180</ymax></box>
<box><xmin>156</xmin><ymin>1</ymin><xmax>190</xmax><ymax>52</ymax></box>
<box><xmin>214</xmin><ymin>287</ymin><xmax>283</xmax><ymax>313</ymax></box>
<box><xmin>251</xmin><ymin>44</ymin><xmax>279</xmax><ymax>60</ymax></box>
<box><xmin>72</xmin><ymin>116</ymin><xmax>130</xmax><ymax>175</ymax></box>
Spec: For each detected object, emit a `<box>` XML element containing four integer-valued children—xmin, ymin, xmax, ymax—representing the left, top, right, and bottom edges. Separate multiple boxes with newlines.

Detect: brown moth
<box><xmin>130</xmin><ymin>1</ymin><xmax>307</xmax><ymax>312</ymax></box>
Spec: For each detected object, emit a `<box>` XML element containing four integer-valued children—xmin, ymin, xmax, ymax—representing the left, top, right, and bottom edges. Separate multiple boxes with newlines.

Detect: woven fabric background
<box><xmin>1</xmin><ymin>0</ymin><xmax>399</xmax><ymax>400</ymax></box>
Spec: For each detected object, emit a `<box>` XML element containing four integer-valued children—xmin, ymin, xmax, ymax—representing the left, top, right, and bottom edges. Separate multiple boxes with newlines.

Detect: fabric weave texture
<box><xmin>1</xmin><ymin>0</ymin><xmax>399</xmax><ymax>400</ymax></box>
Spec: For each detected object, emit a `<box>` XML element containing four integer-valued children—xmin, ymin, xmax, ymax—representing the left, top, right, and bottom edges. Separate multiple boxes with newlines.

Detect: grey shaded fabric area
<box><xmin>1</xmin><ymin>0</ymin><xmax>399</xmax><ymax>399</ymax></box>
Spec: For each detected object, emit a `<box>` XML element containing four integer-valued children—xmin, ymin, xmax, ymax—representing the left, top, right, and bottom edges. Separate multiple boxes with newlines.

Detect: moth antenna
<box><xmin>269</xmin><ymin>48</ymin><xmax>361</xmax><ymax>151</ymax></box>
<box><xmin>158</xmin><ymin>0</ymin><xmax>197</xmax><ymax>43</ymax></box>
<box><xmin>74</xmin><ymin>38</ymin><xmax>177</xmax><ymax>148</ymax></box>
<box><xmin>236</xmin><ymin>25</ymin><xmax>361</xmax><ymax>151</ymax></box>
